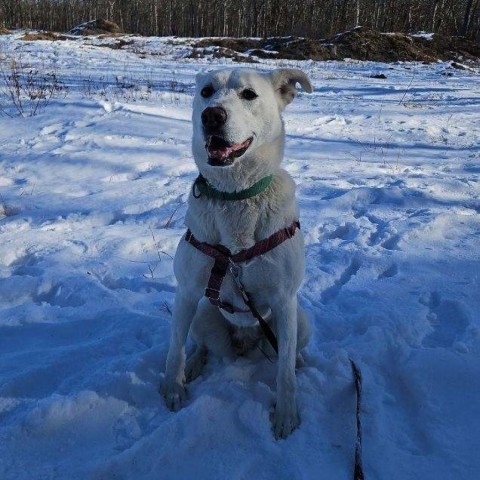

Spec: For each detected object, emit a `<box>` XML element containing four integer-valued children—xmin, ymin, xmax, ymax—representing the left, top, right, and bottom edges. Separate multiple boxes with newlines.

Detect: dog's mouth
<box><xmin>205</xmin><ymin>135</ymin><xmax>253</xmax><ymax>166</ymax></box>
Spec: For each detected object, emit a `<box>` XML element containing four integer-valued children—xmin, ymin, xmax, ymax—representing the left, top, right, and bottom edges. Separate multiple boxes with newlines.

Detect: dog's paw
<box><xmin>160</xmin><ymin>381</ymin><xmax>187</xmax><ymax>411</ymax></box>
<box><xmin>271</xmin><ymin>400</ymin><xmax>300</xmax><ymax>439</ymax></box>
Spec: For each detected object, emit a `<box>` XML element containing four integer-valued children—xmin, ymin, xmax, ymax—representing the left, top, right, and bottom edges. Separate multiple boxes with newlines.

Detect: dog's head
<box><xmin>192</xmin><ymin>68</ymin><xmax>312</xmax><ymax>187</ymax></box>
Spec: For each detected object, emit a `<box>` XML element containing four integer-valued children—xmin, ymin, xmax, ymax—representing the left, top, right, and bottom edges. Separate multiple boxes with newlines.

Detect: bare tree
<box><xmin>1</xmin><ymin>0</ymin><xmax>479</xmax><ymax>41</ymax></box>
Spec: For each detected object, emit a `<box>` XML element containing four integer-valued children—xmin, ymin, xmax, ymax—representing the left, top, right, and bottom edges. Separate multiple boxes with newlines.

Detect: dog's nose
<box><xmin>201</xmin><ymin>107</ymin><xmax>227</xmax><ymax>129</ymax></box>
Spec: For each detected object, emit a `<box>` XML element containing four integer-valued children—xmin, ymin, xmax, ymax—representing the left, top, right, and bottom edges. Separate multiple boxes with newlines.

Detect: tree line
<box><xmin>1</xmin><ymin>0</ymin><xmax>479</xmax><ymax>40</ymax></box>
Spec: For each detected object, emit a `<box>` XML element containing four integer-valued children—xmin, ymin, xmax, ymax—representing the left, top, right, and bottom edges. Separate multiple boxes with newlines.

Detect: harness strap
<box><xmin>184</xmin><ymin>220</ymin><xmax>300</xmax><ymax>316</ymax></box>
<box><xmin>205</xmin><ymin>258</ymin><xmax>240</xmax><ymax>313</ymax></box>
<box><xmin>230</xmin><ymin>221</ymin><xmax>300</xmax><ymax>263</ymax></box>
<box><xmin>185</xmin><ymin>231</ymin><xmax>240</xmax><ymax>313</ymax></box>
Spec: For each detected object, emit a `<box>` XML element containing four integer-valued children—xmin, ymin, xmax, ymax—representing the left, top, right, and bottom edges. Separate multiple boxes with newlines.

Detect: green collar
<box><xmin>193</xmin><ymin>174</ymin><xmax>273</xmax><ymax>201</ymax></box>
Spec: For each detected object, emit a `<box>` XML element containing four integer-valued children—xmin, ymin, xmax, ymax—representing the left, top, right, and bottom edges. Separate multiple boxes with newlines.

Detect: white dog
<box><xmin>162</xmin><ymin>67</ymin><xmax>312</xmax><ymax>439</ymax></box>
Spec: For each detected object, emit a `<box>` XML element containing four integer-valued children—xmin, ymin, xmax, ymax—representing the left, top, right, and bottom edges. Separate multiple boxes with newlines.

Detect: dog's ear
<box><xmin>270</xmin><ymin>68</ymin><xmax>313</xmax><ymax>109</ymax></box>
<box><xmin>195</xmin><ymin>71</ymin><xmax>209</xmax><ymax>86</ymax></box>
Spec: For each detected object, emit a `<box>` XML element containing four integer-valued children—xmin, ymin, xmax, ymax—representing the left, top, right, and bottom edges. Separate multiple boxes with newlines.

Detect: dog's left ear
<box><xmin>195</xmin><ymin>71</ymin><xmax>209</xmax><ymax>86</ymax></box>
<box><xmin>270</xmin><ymin>68</ymin><xmax>313</xmax><ymax>109</ymax></box>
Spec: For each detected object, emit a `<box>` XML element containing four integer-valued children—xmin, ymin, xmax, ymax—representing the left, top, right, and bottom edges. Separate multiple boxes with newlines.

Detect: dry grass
<box><xmin>0</xmin><ymin>55</ymin><xmax>67</xmax><ymax>117</ymax></box>
<box><xmin>21</xmin><ymin>31</ymin><xmax>68</xmax><ymax>41</ymax></box>
<box><xmin>98</xmin><ymin>39</ymin><xmax>135</xmax><ymax>50</ymax></box>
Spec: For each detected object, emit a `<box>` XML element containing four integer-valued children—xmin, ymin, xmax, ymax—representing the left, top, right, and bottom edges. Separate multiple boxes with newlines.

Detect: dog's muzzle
<box><xmin>205</xmin><ymin>135</ymin><xmax>253</xmax><ymax>166</ymax></box>
<box><xmin>201</xmin><ymin>106</ymin><xmax>253</xmax><ymax>166</ymax></box>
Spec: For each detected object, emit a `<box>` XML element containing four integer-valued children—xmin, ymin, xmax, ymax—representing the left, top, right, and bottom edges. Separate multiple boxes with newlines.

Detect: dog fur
<box><xmin>161</xmin><ymin>67</ymin><xmax>312</xmax><ymax>439</ymax></box>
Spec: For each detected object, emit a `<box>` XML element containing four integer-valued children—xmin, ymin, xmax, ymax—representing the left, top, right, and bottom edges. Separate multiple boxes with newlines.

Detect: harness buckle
<box><xmin>219</xmin><ymin>302</ymin><xmax>236</xmax><ymax>314</ymax></box>
<box><xmin>205</xmin><ymin>287</ymin><xmax>221</xmax><ymax>296</ymax></box>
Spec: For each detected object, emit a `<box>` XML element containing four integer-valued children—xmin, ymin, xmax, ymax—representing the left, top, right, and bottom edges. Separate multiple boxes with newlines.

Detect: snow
<box><xmin>411</xmin><ymin>32</ymin><xmax>435</xmax><ymax>41</ymax></box>
<box><xmin>1</xmin><ymin>32</ymin><xmax>479</xmax><ymax>479</ymax></box>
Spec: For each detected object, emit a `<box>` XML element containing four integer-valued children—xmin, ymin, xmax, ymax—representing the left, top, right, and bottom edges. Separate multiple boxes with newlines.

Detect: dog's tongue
<box><xmin>206</xmin><ymin>136</ymin><xmax>249</xmax><ymax>161</ymax></box>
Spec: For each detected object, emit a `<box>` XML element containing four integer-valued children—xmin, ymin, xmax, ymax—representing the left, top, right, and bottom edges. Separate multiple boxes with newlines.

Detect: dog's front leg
<box><xmin>271</xmin><ymin>295</ymin><xmax>299</xmax><ymax>439</ymax></box>
<box><xmin>161</xmin><ymin>290</ymin><xmax>198</xmax><ymax>411</ymax></box>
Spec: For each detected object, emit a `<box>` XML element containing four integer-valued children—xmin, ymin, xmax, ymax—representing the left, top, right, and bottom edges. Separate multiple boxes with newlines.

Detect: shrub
<box><xmin>0</xmin><ymin>55</ymin><xmax>67</xmax><ymax>117</ymax></box>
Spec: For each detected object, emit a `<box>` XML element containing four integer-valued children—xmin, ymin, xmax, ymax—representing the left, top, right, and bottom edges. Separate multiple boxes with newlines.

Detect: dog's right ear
<box><xmin>269</xmin><ymin>69</ymin><xmax>312</xmax><ymax>110</ymax></box>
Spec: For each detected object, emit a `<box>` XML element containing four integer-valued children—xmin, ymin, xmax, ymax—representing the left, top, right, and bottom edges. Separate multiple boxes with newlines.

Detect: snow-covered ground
<box><xmin>0</xmin><ymin>32</ymin><xmax>479</xmax><ymax>480</ymax></box>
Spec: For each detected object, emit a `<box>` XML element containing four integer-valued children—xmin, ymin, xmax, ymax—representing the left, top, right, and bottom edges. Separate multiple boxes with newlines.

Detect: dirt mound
<box><xmin>190</xmin><ymin>37</ymin><xmax>331</xmax><ymax>62</ymax></box>
<box><xmin>188</xmin><ymin>46</ymin><xmax>258</xmax><ymax>63</ymax></box>
<box><xmin>191</xmin><ymin>28</ymin><xmax>480</xmax><ymax>63</ymax></box>
<box><xmin>194</xmin><ymin>38</ymin><xmax>260</xmax><ymax>52</ymax></box>
<box><xmin>417</xmin><ymin>34</ymin><xmax>480</xmax><ymax>62</ymax></box>
<box><xmin>330</xmin><ymin>29</ymin><xmax>430</xmax><ymax>61</ymax></box>
<box><xmin>257</xmin><ymin>37</ymin><xmax>333</xmax><ymax>60</ymax></box>
<box><xmin>188</xmin><ymin>39</ymin><xmax>259</xmax><ymax>63</ymax></box>
<box><xmin>330</xmin><ymin>27</ymin><xmax>479</xmax><ymax>62</ymax></box>
<box><xmin>68</xmin><ymin>19</ymin><xmax>121</xmax><ymax>36</ymax></box>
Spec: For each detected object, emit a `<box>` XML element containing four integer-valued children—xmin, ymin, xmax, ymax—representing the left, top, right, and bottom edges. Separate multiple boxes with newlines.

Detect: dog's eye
<box><xmin>241</xmin><ymin>89</ymin><xmax>258</xmax><ymax>101</ymax></box>
<box><xmin>201</xmin><ymin>85</ymin><xmax>214</xmax><ymax>98</ymax></box>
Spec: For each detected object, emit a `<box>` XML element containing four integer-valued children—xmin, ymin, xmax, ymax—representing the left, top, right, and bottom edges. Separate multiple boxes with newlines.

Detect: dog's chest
<box><xmin>185</xmin><ymin>198</ymin><xmax>264</xmax><ymax>252</ymax></box>
<box><xmin>178</xmin><ymin>176</ymin><xmax>302</xmax><ymax>327</ymax></box>
<box><xmin>183</xmin><ymin>201</ymin><xmax>277</xmax><ymax>326</ymax></box>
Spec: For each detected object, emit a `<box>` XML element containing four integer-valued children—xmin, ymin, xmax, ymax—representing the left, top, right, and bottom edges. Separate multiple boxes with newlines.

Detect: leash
<box><xmin>228</xmin><ymin>260</ymin><xmax>278</xmax><ymax>354</ymax></box>
<box><xmin>232</xmin><ymin>259</ymin><xmax>366</xmax><ymax>478</ymax></box>
<box><xmin>188</xmin><ymin>176</ymin><xmax>365</xmax><ymax>475</ymax></box>
<box><xmin>233</xmin><ymin>265</ymin><xmax>366</xmax><ymax>479</ymax></box>
<box><xmin>350</xmin><ymin>359</ymin><xmax>365</xmax><ymax>480</ymax></box>
<box><xmin>232</xmin><ymin>266</ymin><xmax>366</xmax><ymax>479</ymax></box>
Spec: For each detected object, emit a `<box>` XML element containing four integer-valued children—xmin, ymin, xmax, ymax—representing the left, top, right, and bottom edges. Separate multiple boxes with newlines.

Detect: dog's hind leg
<box><xmin>296</xmin><ymin>305</ymin><xmax>311</xmax><ymax>351</ymax></box>
<box><xmin>185</xmin><ymin>344</ymin><xmax>208</xmax><ymax>383</ymax></box>
<box><xmin>296</xmin><ymin>305</ymin><xmax>311</xmax><ymax>368</ymax></box>
<box><xmin>190</xmin><ymin>298</ymin><xmax>236</xmax><ymax>360</ymax></box>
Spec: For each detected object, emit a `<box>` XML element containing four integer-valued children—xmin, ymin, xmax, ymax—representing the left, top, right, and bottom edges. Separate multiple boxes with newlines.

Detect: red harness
<box><xmin>185</xmin><ymin>221</ymin><xmax>300</xmax><ymax>314</ymax></box>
